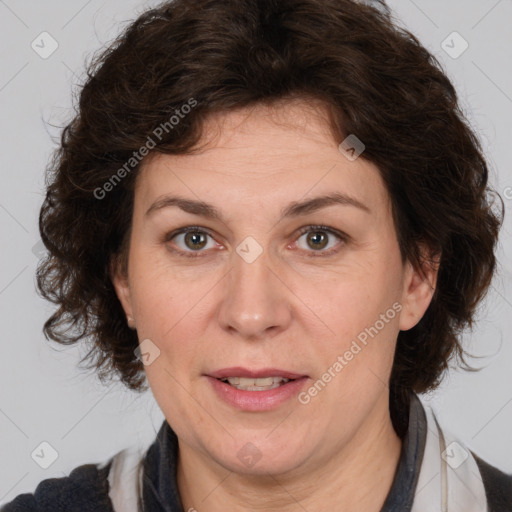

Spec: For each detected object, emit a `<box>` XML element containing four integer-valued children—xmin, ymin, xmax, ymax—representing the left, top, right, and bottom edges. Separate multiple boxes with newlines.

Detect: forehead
<box><xmin>135</xmin><ymin>100</ymin><xmax>391</xmax><ymax>220</ymax></box>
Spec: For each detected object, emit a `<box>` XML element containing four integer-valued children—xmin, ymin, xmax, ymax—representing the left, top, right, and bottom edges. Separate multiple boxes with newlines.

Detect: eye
<box><xmin>164</xmin><ymin>226</ymin><xmax>220</xmax><ymax>257</ymax></box>
<box><xmin>295</xmin><ymin>225</ymin><xmax>347</xmax><ymax>256</ymax></box>
<box><xmin>164</xmin><ymin>224</ymin><xmax>348</xmax><ymax>258</ymax></box>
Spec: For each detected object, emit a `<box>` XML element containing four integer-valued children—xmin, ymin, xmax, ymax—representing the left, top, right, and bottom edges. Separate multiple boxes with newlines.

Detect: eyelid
<box><xmin>163</xmin><ymin>224</ymin><xmax>348</xmax><ymax>257</ymax></box>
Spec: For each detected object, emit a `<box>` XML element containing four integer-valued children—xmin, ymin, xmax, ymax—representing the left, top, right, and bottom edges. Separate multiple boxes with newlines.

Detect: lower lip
<box><xmin>206</xmin><ymin>376</ymin><xmax>309</xmax><ymax>411</ymax></box>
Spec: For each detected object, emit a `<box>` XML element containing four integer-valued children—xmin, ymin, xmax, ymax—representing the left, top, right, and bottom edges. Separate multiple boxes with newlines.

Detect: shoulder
<box><xmin>0</xmin><ymin>460</ymin><xmax>115</xmax><ymax>512</ymax></box>
<box><xmin>472</xmin><ymin>451</ymin><xmax>512</xmax><ymax>512</ymax></box>
<box><xmin>415</xmin><ymin>397</ymin><xmax>512</xmax><ymax>511</ymax></box>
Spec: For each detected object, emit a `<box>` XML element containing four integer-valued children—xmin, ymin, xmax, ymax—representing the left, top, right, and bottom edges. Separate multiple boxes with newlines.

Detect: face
<box><xmin>113</xmin><ymin>99</ymin><xmax>437</xmax><ymax>477</ymax></box>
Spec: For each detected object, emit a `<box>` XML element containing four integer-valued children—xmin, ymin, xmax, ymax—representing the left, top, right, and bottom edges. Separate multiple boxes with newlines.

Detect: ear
<box><xmin>110</xmin><ymin>253</ymin><xmax>134</xmax><ymax>322</ymax></box>
<box><xmin>398</xmin><ymin>246</ymin><xmax>440</xmax><ymax>331</ymax></box>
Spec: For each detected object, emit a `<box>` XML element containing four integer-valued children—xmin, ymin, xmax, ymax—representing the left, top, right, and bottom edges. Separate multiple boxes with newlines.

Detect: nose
<box><xmin>217</xmin><ymin>245</ymin><xmax>293</xmax><ymax>341</ymax></box>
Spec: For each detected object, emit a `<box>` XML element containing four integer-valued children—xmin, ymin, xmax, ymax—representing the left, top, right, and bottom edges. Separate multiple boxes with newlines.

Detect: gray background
<box><xmin>0</xmin><ymin>0</ymin><xmax>511</xmax><ymax>504</ymax></box>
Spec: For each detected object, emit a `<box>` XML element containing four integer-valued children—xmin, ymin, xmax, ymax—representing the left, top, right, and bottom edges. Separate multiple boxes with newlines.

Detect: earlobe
<box><xmin>398</xmin><ymin>249</ymin><xmax>440</xmax><ymax>331</ymax></box>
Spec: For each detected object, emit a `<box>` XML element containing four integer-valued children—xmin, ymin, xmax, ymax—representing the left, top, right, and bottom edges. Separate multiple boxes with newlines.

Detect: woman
<box><xmin>2</xmin><ymin>0</ymin><xmax>510</xmax><ymax>510</ymax></box>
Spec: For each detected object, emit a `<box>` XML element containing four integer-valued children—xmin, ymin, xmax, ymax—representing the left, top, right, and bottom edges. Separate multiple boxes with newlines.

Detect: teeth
<box><xmin>221</xmin><ymin>376</ymin><xmax>290</xmax><ymax>391</ymax></box>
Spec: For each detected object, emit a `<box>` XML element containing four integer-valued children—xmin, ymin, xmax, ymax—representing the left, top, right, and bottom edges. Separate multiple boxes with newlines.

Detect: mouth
<box><xmin>217</xmin><ymin>376</ymin><xmax>293</xmax><ymax>391</ymax></box>
<box><xmin>208</xmin><ymin>367</ymin><xmax>307</xmax><ymax>387</ymax></box>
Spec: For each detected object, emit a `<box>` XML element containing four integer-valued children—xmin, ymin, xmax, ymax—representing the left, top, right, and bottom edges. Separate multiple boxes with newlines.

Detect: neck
<box><xmin>177</xmin><ymin>396</ymin><xmax>402</xmax><ymax>512</ymax></box>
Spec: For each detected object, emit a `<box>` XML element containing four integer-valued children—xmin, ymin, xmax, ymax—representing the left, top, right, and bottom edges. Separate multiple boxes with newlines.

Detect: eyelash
<box><xmin>163</xmin><ymin>225</ymin><xmax>348</xmax><ymax>259</ymax></box>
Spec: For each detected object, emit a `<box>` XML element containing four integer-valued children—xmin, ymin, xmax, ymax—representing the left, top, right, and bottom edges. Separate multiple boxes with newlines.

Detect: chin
<box><xmin>207</xmin><ymin>434</ymin><xmax>311</xmax><ymax>477</ymax></box>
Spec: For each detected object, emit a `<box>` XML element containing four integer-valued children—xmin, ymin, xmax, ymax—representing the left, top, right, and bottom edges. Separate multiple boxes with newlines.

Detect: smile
<box><xmin>219</xmin><ymin>376</ymin><xmax>290</xmax><ymax>391</ymax></box>
<box><xmin>205</xmin><ymin>369</ymin><xmax>309</xmax><ymax>411</ymax></box>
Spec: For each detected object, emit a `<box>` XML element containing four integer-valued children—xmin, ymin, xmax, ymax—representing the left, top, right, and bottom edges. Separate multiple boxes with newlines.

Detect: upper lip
<box><xmin>207</xmin><ymin>367</ymin><xmax>307</xmax><ymax>380</ymax></box>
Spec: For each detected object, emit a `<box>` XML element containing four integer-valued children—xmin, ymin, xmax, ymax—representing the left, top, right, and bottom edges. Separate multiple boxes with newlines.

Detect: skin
<box><xmin>112</xmin><ymin>98</ymin><xmax>438</xmax><ymax>511</ymax></box>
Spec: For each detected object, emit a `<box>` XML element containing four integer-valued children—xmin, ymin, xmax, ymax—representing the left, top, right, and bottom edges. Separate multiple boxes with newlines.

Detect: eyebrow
<box><xmin>145</xmin><ymin>192</ymin><xmax>371</xmax><ymax>221</ymax></box>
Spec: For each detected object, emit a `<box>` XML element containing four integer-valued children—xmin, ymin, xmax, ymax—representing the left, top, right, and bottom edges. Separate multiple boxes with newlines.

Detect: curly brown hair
<box><xmin>37</xmin><ymin>0</ymin><xmax>503</xmax><ymax>436</ymax></box>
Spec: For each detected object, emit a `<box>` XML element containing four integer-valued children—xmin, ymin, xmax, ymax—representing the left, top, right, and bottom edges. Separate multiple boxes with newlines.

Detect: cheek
<box><xmin>307</xmin><ymin>282</ymin><xmax>400</xmax><ymax>406</ymax></box>
<box><xmin>127</xmin><ymin>260</ymin><xmax>216</xmax><ymax>374</ymax></box>
<box><xmin>297</xmin><ymin>263</ymin><xmax>402</xmax><ymax>387</ymax></box>
<box><xmin>300</xmin><ymin>261</ymin><xmax>401</xmax><ymax>336</ymax></box>
<box><xmin>127</xmin><ymin>250</ymin><xmax>201</xmax><ymax>333</ymax></box>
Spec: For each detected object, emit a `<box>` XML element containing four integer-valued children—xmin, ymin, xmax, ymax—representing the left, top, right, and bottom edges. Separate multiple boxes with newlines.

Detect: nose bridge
<box><xmin>217</xmin><ymin>237</ymin><xmax>292</xmax><ymax>339</ymax></box>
